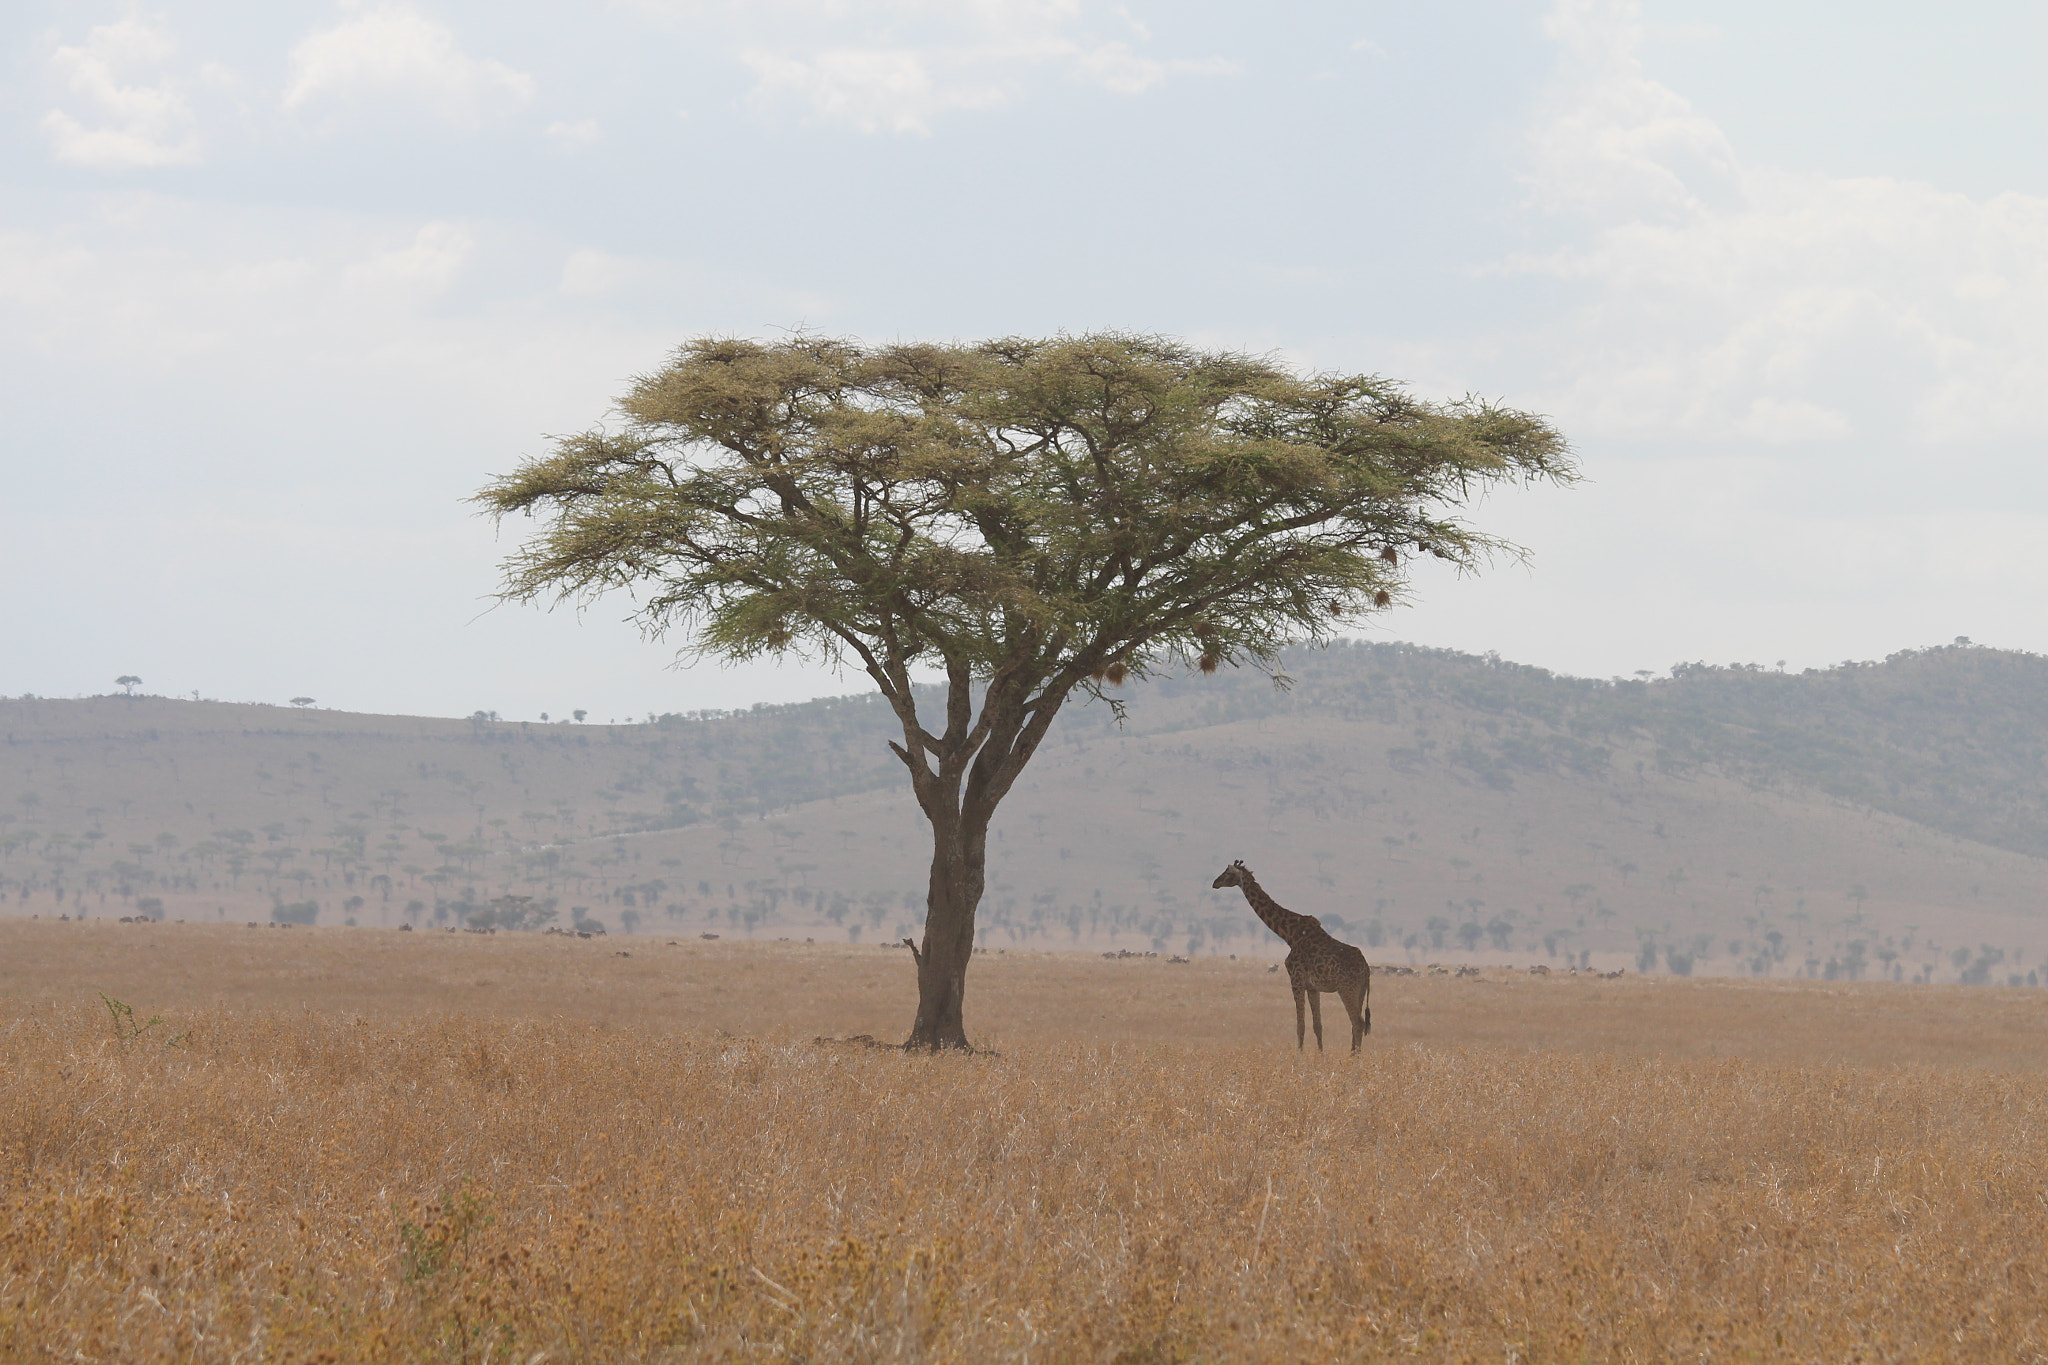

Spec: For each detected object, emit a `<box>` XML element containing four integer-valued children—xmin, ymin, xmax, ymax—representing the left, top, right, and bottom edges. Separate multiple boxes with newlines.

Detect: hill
<box><xmin>3</xmin><ymin>640</ymin><xmax>2045</xmax><ymax>982</ymax></box>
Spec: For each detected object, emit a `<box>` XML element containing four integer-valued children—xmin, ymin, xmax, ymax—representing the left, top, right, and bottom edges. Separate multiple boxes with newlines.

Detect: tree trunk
<box><xmin>904</xmin><ymin>812</ymin><xmax>989</xmax><ymax>1050</ymax></box>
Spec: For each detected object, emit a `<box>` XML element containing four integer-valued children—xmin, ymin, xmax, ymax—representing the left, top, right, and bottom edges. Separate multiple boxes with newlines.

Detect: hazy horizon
<box><xmin>7</xmin><ymin>631</ymin><xmax>2018</xmax><ymax>725</ymax></box>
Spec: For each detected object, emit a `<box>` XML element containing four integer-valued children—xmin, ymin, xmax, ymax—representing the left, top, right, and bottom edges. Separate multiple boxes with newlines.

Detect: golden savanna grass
<box><xmin>7</xmin><ymin>921</ymin><xmax>2048</xmax><ymax>1361</ymax></box>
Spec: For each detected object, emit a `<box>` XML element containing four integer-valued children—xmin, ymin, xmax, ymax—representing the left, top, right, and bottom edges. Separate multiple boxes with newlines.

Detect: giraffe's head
<box><xmin>1211</xmin><ymin>859</ymin><xmax>1250</xmax><ymax>889</ymax></box>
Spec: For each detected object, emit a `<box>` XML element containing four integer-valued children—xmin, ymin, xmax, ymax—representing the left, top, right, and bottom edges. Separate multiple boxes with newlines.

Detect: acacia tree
<box><xmin>478</xmin><ymin>332</ymin><xmax>1573</xmax><ymax>1048</ymax></box>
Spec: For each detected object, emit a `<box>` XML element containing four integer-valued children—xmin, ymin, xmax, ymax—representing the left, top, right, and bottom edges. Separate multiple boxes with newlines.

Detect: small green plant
<box><xmin>398</xmin><ymin>1179</ymin><xmax>494</xmax><ymax>1284</ymax></box>
<box><xmin>98</xmin><ymin>992</ymin><xmax>188</xmax><ymax>1049</ymax></box>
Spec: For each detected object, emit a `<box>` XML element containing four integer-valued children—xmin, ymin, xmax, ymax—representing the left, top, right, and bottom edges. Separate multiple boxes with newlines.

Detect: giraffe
<box><xmin>1212</xmin><ymin>860</ymin><xmax>1371</xmax><ymax>1053</ymax></box>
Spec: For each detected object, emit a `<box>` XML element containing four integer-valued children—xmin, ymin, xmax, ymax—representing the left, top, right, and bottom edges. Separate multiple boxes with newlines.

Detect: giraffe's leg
<box><xmin>1340</xmin><ymin>981</ymin><xmax>1367</xmax><ymax>1053</ymax></box>
<box><xmin>1307</xmin><ymin>991</ymin><xmax>1325</xmax><ymax>1052</ymax></box>
<box><xmin>1293</xmin><ymin>987</ymin><xmax>1307</xmax><ymax>1050</ymax></box>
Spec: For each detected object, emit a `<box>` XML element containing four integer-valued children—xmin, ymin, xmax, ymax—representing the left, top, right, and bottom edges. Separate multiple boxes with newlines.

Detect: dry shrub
<box><xmin>6</xmin><ymin>997</ymin><xmax>2048</xmax><ymax>1362</ymax></box>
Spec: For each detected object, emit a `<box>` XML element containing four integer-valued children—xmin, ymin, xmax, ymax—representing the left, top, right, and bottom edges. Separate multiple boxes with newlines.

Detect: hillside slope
<box><xmin>3</xmin><ymin>641</ymin><xmax>2044</xmax><ymax>983</ymax></box>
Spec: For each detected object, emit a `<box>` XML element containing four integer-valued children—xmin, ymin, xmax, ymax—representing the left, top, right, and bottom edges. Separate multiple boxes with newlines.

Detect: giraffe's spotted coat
<box><xmin>1213</xmin><ymin>859</ymin><xmax>1372</xmax><ymax>1053</ymax></box>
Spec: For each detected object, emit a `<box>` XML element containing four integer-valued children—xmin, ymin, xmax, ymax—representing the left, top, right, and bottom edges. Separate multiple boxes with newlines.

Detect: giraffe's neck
<box><xmin>1237</xmin><ymin>875</ymin><xmax>1318</xmax><ymax>946</ymax></box>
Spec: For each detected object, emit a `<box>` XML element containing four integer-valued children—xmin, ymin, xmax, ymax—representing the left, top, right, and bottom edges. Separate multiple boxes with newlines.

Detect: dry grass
<box><xmin>7</xmin><ymin>921</ymin><xmax>2048</xmax><ymax>1361</ymax></box>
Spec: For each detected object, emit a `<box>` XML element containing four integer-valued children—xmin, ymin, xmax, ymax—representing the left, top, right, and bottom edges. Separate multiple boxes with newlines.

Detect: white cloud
<box><xmin>543</xmin><ymin>118</ymin><xmax>603</xmax><ymax>149</ymax></box>
<box><xmin>741</xmin><ymin>46</ymin><xmax>1007</xmax><ymax>135</ymax></box>
<box><xmin>717</xmin><ymin>0</ymin><xmax>1230</xmax><ymax>134</ymax></box>
<box><xmin>1070</xmin><ymin>42</ymin><xmax>1231</xmax><ymax>96</ymax></box>
<box><xmin>559</xmin><ymin>248</ymin><xmax>646</xmax><ymax>297</ymax></box>
<box><xmin>284</xmin><ymin>3</ymin><xmax>535</xmax><ymax>129</ymax></box>
<box><xmin>40</xmin><ymin>20</ymin><xmax>203</xmax><ymax>169</ymax></box>
<box><xmin>1529</xmin><ymin>0</ymin><xmax>1740</xmax><ymax>221</ymax></box>
<box><xmin>345</xmin><ymin>221</ymin><xmax>473</xmax><ymax>294</ymax></box>
<box><xmin>1736</xmin><ymin>395</ymin><xmax>1850</xmax><ymax>445</ymax></box>
<box><xmin>1505</xmin><ymin>0</ymin><xmax>2048</xmax><ymax>448</ymax></box>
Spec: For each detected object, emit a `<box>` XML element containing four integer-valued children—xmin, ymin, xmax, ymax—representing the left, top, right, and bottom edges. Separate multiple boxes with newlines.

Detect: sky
<box><xmin>2</xmin><ymin>0</ymin><xmax>2042</xmax><ymax>721</ymax></box>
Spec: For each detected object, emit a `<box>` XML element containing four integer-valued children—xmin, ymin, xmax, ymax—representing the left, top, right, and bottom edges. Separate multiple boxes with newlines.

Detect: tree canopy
<box><xmin>479</xmin><ymin>331</ymin><xmax>1574</xmax><ymax>1046</ymax></box>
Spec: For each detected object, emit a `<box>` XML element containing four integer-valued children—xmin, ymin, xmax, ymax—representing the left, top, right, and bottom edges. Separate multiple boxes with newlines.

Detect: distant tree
<box><xmin>272</xmin><ymin>900</ymin><xmax>318</xmax><ymax>926</ymax></box>
<box><xmin>1960</xmin><ymin>946</ymin><xmax>2004</xmax><ymax>986</ymax></box>
<box><xmin>472</xmin><ymin>895</ymin><xmax>557</xmax><ymax>932</ymax></box>
<box><xmin>115</xmin><ymin>675</ymin><xmax>142</xmax><ymax>696</ymax></box>
<box><xmin>572</xmin><ymin>710</ymin><xmax>588</xmax><ymax>723</ymax></box>
<box><xmin>479</xmin><ymin>332</ymin><xmax>1572</xmax><ymax>1047</ymax></box>
<box><xmin>290</xmin><ymin>697</ymin><xmax>316</xmax><ymax>708</ymax></box>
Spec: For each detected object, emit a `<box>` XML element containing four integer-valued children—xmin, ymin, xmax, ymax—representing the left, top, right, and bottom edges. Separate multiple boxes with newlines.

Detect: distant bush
<box><xmin>272</xmin><ymin>901</ymin><xmax>318</xmax><ymax>926</ymax></box>
<box><xmin>1960</xmin><ymin>948</ymin><xmax>2005</xmax><ymax>986</ymax></box>
<box><xmin>466</xmin><ymin>896</ymin><xmax>558</xmax><ymax>933</ymax></box>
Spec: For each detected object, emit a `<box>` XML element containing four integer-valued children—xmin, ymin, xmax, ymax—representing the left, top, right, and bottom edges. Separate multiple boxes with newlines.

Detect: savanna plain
<box><xmin>7</xmin><ymin>919</ymin><xmax>2048</xmax><ymax>1362</ymax></box>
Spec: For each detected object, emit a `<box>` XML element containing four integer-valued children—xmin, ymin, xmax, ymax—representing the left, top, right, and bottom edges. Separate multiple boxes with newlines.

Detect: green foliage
<box><xmin>272</xmin><ymin>900</ymin><xmax>319</xmax><ymax>925</ymax></box>
<box><xmin>478</xmin><ymin>332</ymin><xmax>1572</xmax><ymax>695</ymax></box>
<box><xmin>398</xmin><ymin>1180</ymin><xmax>494</xmax><ymax>1284</ymax></box>
<box><xmin>99</xmin><ymin>992</ymin><xmax>187</xmax><ymax>1049</ymax></box>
